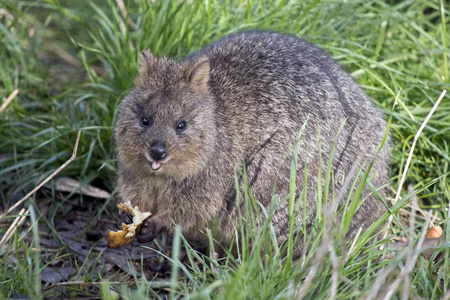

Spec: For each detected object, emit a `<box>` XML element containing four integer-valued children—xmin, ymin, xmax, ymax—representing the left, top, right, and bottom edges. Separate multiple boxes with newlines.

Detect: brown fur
<box><xmin>115</xmin><ymin>31</ymin><xmax>390</xmax><ymax>252</ymax></box>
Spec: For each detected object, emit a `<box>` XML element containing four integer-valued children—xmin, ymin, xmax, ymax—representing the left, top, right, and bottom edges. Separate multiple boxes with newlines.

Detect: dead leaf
<box><xmin>46</xmin><ymin>176</ymin><xmax>111</xmax><ymax>199</ymax></box>
<box><xmin>41</xmin><ymin>267</ymin><xmax>75</xmax><ymax>284</ymax></box>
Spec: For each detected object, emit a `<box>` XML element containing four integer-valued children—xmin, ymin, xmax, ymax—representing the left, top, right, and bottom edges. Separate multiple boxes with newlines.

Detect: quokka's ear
<box><xmin>137</xmin><ymin>50</ymin><xmax>156</xmax><ymax>81</ymax></box>
<box><xmin>188</xmin><ymin>58</ymin><xmax>210</xmax><ymax>94</ymax></box>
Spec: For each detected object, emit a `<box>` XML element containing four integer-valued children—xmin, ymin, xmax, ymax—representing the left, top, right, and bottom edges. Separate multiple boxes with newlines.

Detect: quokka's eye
<box><xmin>140</xmin><ymin>118</ymin><xmax>150</xmax><ymax>127</ymax></box>
<box><xmin>176</xmin><ymin>121</ymin><xmax>187</xmax><ymax>131</ymax></box>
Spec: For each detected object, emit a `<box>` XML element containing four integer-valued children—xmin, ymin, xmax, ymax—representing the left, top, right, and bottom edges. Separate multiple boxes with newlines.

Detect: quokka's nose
<box><xmin>150</xmin><ymin>144</ymin><xmax>167</xmax><ymax>161</ymax></box>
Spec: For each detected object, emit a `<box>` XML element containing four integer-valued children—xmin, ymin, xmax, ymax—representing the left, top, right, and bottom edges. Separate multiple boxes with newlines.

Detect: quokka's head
<box><xmin>115</xmin><ymin>50</ymin><xmax>217</xmax><ymax>179</ymax></box>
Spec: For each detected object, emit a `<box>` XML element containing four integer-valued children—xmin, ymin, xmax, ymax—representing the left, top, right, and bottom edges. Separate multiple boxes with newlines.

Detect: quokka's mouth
<box><xmin>151</xmin><ymin>161</ymin><xmax>162</xmax><ymax>171</ymax></box>
<box><xmin>144</xmin><ymin>152</ymin><xmax>169</xmax><ymax>171</ymax></box>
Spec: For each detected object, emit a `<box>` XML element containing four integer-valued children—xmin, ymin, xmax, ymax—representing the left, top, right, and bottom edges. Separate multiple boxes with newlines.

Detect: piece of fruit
<box><xmin>426</xmin><ymin>225</ymin><xmax>443</xmax><ymax>239</ymax></box>
<box><xmin>107</xmin><ymin>201</ymin><xmax>152</xmax><ymax>248</ymax></box>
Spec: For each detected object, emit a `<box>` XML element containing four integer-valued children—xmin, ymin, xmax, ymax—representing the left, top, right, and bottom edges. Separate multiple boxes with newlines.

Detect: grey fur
<box><xmin>115</xmin><ymin>31</ymin><xmax>390</xmax><ymax>253</ymax></box>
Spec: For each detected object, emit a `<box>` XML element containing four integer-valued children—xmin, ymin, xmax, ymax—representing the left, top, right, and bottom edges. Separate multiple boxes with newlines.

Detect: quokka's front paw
<box><xmin>120</xmin><ymin>210</ymin><xmax>133</xmax><ymax>225</ymax></box>
<box><xmin>137</xmin><ymin>218</ymin><xmax>165</xmax><ymax>243</ymax></box>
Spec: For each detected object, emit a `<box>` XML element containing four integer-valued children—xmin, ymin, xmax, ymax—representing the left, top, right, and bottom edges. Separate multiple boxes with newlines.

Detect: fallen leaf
<box><xmin>46</xmin><ymin>176</ymin><xmax>111</xmax><ymax>199</ymax></box>
<box><xmin>41</xmin><ymin>267</ymin><xmax>75</xmax><ymax>284</ymax></box>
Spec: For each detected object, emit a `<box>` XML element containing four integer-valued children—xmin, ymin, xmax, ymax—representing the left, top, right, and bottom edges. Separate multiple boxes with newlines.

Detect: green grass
<box><xmin>1</xmin><ymin>0</ymin><xmax>449</xmax><ymax>299</ymax></box>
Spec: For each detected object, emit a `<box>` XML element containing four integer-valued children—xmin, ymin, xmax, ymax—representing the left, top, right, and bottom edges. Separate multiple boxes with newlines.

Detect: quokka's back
<box><xmin>115</xmin><ymin>31</ymin><xmax>390</xmax><ymax>252</ymax></box>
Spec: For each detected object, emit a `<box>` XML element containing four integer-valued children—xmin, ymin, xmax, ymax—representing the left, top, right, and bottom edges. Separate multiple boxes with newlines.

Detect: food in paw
<box><xmin>107</xmin><ymin>201</ymin><xmax>152</xmax><ymax>248</ymax></box>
